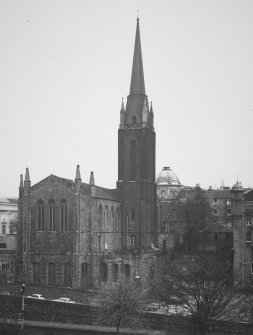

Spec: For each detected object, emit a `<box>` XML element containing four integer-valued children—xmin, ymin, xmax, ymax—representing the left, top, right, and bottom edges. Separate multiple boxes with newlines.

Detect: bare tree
<box><xmin>92</xmin><ymin>275</ymin><xmax>148</xmax><ymax>334</ymax></box>
<box><xmin>153</xmin><ymin>255</ymin><xmax>244</xmax><ymax>335</ymax></box>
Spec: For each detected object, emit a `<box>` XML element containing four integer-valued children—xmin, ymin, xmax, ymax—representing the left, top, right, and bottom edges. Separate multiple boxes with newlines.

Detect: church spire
<box><xmin>129</xmin><ymin>18</ymin><xmax>145</xmax><ymax>95</ymax></box>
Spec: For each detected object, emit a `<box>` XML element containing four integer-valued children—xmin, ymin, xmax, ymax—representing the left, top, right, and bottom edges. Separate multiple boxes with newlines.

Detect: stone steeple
<box><xmin>130</xmin><ymin>18</ymin><xmax>145</xmax><ymax>96</ymax></box>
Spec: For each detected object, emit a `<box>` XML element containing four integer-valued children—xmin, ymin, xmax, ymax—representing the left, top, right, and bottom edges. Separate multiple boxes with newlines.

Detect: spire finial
<box><xmin>75</xmin><ymin>164</ymin><xmax>81</xmax><ymax>181</ymax></box>
<box><xmin>129</xmin><ymin>17</ymin><xmax>145</xmax><ymax>95</ymax></box>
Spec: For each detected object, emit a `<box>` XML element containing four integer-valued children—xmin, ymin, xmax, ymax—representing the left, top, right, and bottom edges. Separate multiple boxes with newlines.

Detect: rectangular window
<box><xmin>214</xmin><ymin>209</ymin><xmax>218</xmax><ymax>215</ymax></box>
<box><xmin>0</xmin><ymin>243</ymin><xmax>7</xmax><ymax>248</ymax></box>
<box><xmin>2</xmin><ymin>225</ymin><xmax>6</xmax><ymax>235</ymax></box>
<box><xmin>130</xmin><ymin>235</ymin><xmax>136</xmax><ymax>245</ymax></box>
<box><xmin>226</xmin><ymin>200</ymin><xmax>231</xmax><ymax>206</ymax></box>
<box><xmin>213</xmin><ymin>199</ymin><xmax>217</xmax><ymax>205</ymax></box>
<box><xmin>227</xmin><ymin>209</ymin><xmax>231</xmax><ymax>215</ymax></box>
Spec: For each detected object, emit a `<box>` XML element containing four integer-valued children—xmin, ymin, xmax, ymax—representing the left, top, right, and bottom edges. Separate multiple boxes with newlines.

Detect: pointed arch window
<box><xmin>49</xmin><ymin>201</ymin><xmax>56</xmax><ymax>231</ymax></box>
<box><xmin>98</xmin><ymin>204</ymin><xmax>103</xmax><ymax>227</ymax></box>
<box><xmin>105</xmin><ymin>206</ymin><xmax>109</xmax><ymax>228</ymax></box>
<box><xmin>33</xmin><ymin>262</ymin><xmax>40</xmax><ymax>283</ymax></box>
<box><xmin>130</xmin><ymin>208</ymin><xmax>136</xmax><ymax>224</ymax></box>
<box><xmin>37</xmin><ymin>200</ymin><xmax>45</xmax><ymax>231</ymax></box>
<box><xmin>116</xmin><ymin>207</ymin><xmax>120</xmax><ymax>231</ymax></box>
<box><xmin>63</xmin><ymin>263</ymin><xmax>72</xmax><ymax>287</ymax></box>
<box><xmin>60</xmin><ymin>200</ymin><xmax>68</xmax><ymax>231</ymax></box>
<box><xmin>130</xmin><ymin>139</ymin><xmax>137</xmax><ymax>181</ymax></box>
<box><xmin>111</xmin><ymin>207</ymin><xmax>114</xmax><ymax>227</ymax></box>
<box><xmin>48</xmin><ymin>262</ymin><xmax>56</xmax><ymax>285</ymax></box>
<box><xmin>101</xmin><ymin>263</ymin><xmax>107</xmax><ymax>282</ymax></box>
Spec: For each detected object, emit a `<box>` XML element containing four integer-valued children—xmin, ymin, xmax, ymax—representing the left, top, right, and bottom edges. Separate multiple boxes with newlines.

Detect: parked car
<box><xmin>52</xmin><ymin>297</ymin><xmax>75</xmax><ymax>304</ymax></box>
<box><xmin>27</xmin><ymin>294</ymin><xmax>45</xmax><ymax>300</ymax></box>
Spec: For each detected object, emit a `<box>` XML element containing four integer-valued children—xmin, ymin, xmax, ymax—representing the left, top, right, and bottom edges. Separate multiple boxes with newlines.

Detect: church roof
<box><xmin>129</xmin><ymin>18</ymin><xmax>145</xmax><ymax>95</ymax></box>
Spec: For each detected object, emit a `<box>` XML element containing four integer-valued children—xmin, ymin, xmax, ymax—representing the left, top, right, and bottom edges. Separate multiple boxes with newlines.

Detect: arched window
<box><xmin>116</xmin><ymin>207</ymin><xmax>120</xmax><ymax>231</ymax></box>
<box><xmin>33</xmin><ymin>262</ymin><xmax>40</xmax><ymax>283</ymax></box>
<box><xmin>37</xmin><ymin>200</ymin><xmax>45</xmax><ymax>231</ymax></box>
<box><xmin>48</xmin><ymin>262</ymin><xmax>56</xmax><ymax>285</ymax></box>
<box><xmin>132</xmin><ymin>116</ymin><xmax>137</xmax><ymax>124</ymax></box>
<box><xmin>130</xmin><ymin>139</ymin><xmax>137</xmax><ymax>180</ymax></box>
<box><xmin>130</xmin><ymin>208</ymin><xmax>136</xmax><ymax>224</ymax></box>
<box><xmin>98</xmin><ymin>204</ymin><xmax>103</xmax><ymax>227</ymax></box>
<box><xmin>63</xmin><ymin>263</ymin><xmax>72</xmax><ymax>287</ymax></box>
<box><xmin>49</xmin><ymin>201</ymin><xmax>56</xmax><ymax>231</ymax></box>
<box><xmin>124</xmin><ymin>264</ymin><xmax>130</xmax><ymax>278</ymax></box>
<box><xmin>113</xmin><ymin>263</ymin><xmax>118</xmax><ymax>281</ymax></box>
<box><xmin>111</xmin><ymin>207</ymin><xmax>114</xmax><ymax>228</ymax></box>
<box><xmin>101</xmin><ymin>263</ymin><xmax>107</xmax><ymax>282</ymax></box>
<box><xmin>81</xmin><ymin>263</ymin><xmax>89</xmax><ymax>277</ymax></box>
<box><xmin>60</xmin><ymin>200</ymin><xmax>68</xmax><ymax>231</ymax></box>
<box><xmin>105</xmin><ymin>206</ymin><xmax>109</xmax><ymax>228</ymax></box>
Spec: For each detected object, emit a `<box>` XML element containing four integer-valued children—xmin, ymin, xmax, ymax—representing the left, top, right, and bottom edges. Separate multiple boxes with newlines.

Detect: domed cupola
<box><xmin>157</xmin><ymin>167</ymin><xmax>181</xmax><ymax>186</ymax></box>
<box><xmin>232</xmin><ymin>181</ymin><xmax>243</xmax><ymax>191</ymax></box>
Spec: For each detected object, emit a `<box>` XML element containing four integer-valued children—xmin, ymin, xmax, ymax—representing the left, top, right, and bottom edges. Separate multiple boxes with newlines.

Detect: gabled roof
<box><xmin>199</xmin><ymin>222</ymin><xmax>232</xmax><ymax>233</ymax></box>
<box><xmin>212</xmin><ymin>189</ymin><xmax>231</xmax><ymax>199</ymax></box>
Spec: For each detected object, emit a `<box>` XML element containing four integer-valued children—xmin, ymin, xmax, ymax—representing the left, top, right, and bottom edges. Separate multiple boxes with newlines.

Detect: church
<box><xmin>18</xmin><ymin>19</ymin><xmax>166</xmax><ymax>289</ymax></box>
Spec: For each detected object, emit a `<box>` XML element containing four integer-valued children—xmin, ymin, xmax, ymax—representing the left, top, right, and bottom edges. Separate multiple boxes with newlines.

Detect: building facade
<box><xmin>0</xmin><ymin>197</ymin><xmax>18</xmax><ymax>283</ymax></box>
<box><xmin>231</xmin><ymin>182</ymin><xmax>253</xmax><ymax>289</ymax></box>
<box><xmin>18</xmin><ymin>19</ymin><xmax>163</xmax><ymax>289</ymax></box>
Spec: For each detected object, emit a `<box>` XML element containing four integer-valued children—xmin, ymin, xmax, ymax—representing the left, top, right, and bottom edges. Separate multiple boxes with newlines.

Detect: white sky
<box><xmin>1</xmin><ymin>0</ymin><xmax>253</xmax><ymax>197</ymax></box>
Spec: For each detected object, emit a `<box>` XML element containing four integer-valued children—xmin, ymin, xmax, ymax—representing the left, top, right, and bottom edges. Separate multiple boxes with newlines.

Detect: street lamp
<box><xmin>20</xmin><ymin>283</ymin><xmax>26</xmax><ymax>329</ymax></box>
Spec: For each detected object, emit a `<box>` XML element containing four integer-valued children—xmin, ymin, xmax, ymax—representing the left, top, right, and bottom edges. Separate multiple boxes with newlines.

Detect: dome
<box><xmin>157</xmin><ymin>167</ymin><xmax>181</xmax><ymax>186</ymax></box>
<box><xmin>232</xmin><ymin>181</ymin><xmax>243</xmax><ymax>190</ymax></box>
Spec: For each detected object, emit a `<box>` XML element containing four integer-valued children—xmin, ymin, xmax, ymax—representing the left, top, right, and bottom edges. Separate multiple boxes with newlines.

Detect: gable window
<box><xmin>63</xmin><ymin>263</ymin><xmax>72</xmax><ymax>287</ymax></box>
<box><xmin>60</xmin><ymin>200</ymin><xmax>68</xmax><ymax>231</ymax></box>
<box><xmin>37</xmin><ymin>200</ymin><xmax>45</xmax><ymax>231</ymax></box>
<box><xmin>33</xmin><ymin>262</ymin><xmax>40</xmax><ymax>284</ymax></box>
<box><xmin>48</xmin><ymin>262</ymin><xmax>56</xmax><ymax>285</ymax></box>
<box><xmin>49</xmin><ymin>201</ymin><xmax>56</xmax><ymax>231</ymax></box>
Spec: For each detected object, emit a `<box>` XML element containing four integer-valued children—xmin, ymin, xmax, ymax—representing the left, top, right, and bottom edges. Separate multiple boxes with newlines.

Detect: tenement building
<box><xmin>18</xmin><ymin>19</ymin><xmax>164</xmax><ymax>289</ymax></box>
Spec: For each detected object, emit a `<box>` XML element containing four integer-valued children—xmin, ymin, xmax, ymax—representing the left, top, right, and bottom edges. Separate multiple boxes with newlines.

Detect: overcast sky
<box><xmin>1</xmin><ymin>0</ymin><xmax>253</xmax><ymax>197</ymax></box>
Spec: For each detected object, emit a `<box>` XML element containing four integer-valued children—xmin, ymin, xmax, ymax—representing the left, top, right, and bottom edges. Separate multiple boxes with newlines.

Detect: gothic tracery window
<box><xmin>49</xmin><ymin>201</ymin><xmax>56</xmax><ymax>231</ymax></box>
<box><xmin>130</xmin><ymin>139</ymin><xmax>137</xmax><ymax>181</ymax></box>
<box><xmin>98</xmin><ymin>204</ymin><xmax>103</xmax><ymax>227</ymax></box>
<box><xmin>48</xmin><ymin>262</ymin><xmax>56</xmax><ymax>285</ymax></box>
<box><xmin>37</xmin><ymin>200</ymin><xmax>45</xmax><ymax>231</ymax></box>
<box><xmin>60</xmin><ymin>199</ymin><xmax>68</xmax><ymax>231</ymax></box>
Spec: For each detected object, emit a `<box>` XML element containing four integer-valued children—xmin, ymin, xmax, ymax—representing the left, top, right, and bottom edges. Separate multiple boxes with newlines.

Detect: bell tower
<box><xmin>117</xmin><ymin>18</ymin><xmax>157</xmax><ymax>249</ymax></box>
